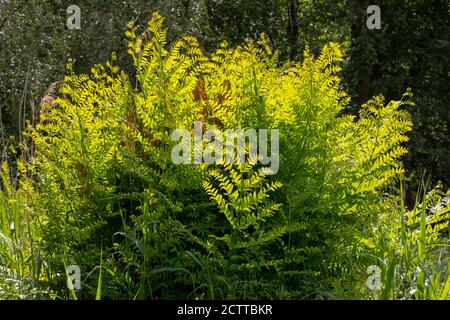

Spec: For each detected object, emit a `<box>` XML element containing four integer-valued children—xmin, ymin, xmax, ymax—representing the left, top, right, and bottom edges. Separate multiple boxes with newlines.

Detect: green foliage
<box><xmin>371</xmin><ymin>182</ymin><xmax>449</xmax><ymax>300</ymax></box>
<box><xmin>203</xmin><ymin>164</ymin><xmax>283</xmax><ymax>232</ymax></box>
<box><xmin>0</xmin><ymin>12</ymin><xmax>447</xmax><ymax>301</ymax></box>
<box><xmin>0</xmin><ymin>162</ymin><xmax>51</xmax><ymax>299</ymax></box>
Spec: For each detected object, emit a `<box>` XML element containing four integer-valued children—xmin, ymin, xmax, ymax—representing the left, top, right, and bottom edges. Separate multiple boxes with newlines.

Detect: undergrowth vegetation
<box><xmin>0</xmin><ymin>13</ymin><xmax>448</xmax><ymax>300</ymax></box>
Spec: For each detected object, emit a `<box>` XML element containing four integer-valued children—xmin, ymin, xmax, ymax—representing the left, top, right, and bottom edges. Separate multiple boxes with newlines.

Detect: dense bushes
<box><xmin>0</xmin><ymin>13</ymin><xmax>448</xmax><ymax>300</ymax></box>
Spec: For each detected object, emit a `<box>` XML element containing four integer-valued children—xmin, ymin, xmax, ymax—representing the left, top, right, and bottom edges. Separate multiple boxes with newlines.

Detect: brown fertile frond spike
<box><xmin>38</xmin><ymin>81</ymin><xmax>62</xmax><ymax>125</ymax></box>
<box><xmin>193</xmin><ymin>78</ymin><xmax>211</xmax><ymax>123</ymax></box>
<box><xmin>40</xmin><ymin>82</ymin><xmax>61</xmax><ymax>113</ymax></box>
<box><xmin>193</xmin><ymin>78</ymin><xmax>207</xmax><ymax>102</ymax></box>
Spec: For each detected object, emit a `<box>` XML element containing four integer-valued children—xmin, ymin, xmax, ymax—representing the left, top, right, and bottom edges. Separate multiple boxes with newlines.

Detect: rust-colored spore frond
<box><xmin>39</xmin><ymin>82</ymin><xmax>61</xmax><ymax>124</ymax></box>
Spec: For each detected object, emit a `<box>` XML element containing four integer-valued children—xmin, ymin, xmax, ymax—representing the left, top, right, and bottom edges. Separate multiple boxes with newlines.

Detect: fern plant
<box><xmin>6</xmin><ymin>12</ymin><xmax>422</xmax><ymax>299</ymax></box>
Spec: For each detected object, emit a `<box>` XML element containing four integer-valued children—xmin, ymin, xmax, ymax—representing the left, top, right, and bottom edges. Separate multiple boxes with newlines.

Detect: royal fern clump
<box><xmin>0</xmin><ymin>13</ymin><xmax>447</xmax><ymax>300</ymax></box>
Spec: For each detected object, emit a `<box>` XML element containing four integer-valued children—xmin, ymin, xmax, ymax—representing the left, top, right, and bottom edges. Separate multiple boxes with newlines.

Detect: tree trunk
<box><xmin>287</xmin><ymin>0</ymin><xmax>299</xmax><ymax>60</ymax></box>
<box><xmin>350</xmin><ymin>0</ymin><xmax>373</xmax><ymax>107</ymax></box>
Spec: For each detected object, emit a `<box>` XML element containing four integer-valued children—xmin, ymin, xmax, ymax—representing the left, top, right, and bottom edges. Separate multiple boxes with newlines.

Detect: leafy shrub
<box><xmin>3</xmin><ymin>13</ymin><xmax>442</xmax><ymax>300</ymax></box>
